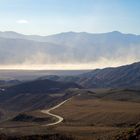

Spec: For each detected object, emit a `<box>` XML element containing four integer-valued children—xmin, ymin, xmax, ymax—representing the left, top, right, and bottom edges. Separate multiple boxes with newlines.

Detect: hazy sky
<box><xmin>0</xmin><ymin>0</ymin><xmax>140</xmax><ymax>35</ymax></box>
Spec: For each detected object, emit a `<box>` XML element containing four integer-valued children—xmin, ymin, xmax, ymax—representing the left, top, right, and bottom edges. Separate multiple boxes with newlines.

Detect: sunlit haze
<box><xmin>0</xmin><ymin>0</ymin><xmax>140</xmax><ymax>70</ymax></box>
<box><xmin>0</xmin><ymin>60</ymin><xmax>138</xmax><ymax>70</ymax></box>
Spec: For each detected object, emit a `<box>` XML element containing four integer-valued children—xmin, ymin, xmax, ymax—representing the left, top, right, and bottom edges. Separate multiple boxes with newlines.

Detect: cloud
<box><xmin>17</xmin><ymin>19</ymin><xmax>29</xmax><ymax>24</ymax></box>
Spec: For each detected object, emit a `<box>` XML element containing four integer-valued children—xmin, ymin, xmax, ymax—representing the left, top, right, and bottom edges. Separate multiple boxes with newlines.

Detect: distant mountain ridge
<box><xmin>0</xmin><ymin>31</ymin><xmax>140</xmax><ymax>66</ymax></box>
<box><xmin>0</xmin><ymin>31</ymin><xmax>140</xmax><ymax>42</ymax></box>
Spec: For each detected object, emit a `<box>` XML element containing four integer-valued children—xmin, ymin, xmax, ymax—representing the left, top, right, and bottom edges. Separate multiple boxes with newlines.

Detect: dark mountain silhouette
<box><xmin>0</xmin><ymin>79</ymin><xmax>81</xmax><ymax>112</ymax></box>
<box><xmin>4</xmin><ymin>79</ymin><xmax>81</xmax><ymax>94</ymax></box>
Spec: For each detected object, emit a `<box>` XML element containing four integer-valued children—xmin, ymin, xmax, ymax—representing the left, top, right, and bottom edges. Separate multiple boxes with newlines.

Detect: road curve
<box><xmin>41</xmin><ymin>99</ymin><xmax>70</xmax><ymax>126</ymax></box>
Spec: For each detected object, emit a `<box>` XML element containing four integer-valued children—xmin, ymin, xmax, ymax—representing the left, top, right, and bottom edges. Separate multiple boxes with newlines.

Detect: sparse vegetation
<box><xmin>0</xmin><ymin>133</ymin><xmax>75</xmax><ymax>140</ymax></box>
<box><xmin>0</xmin><ymin>63</ymin><xmax>140</xmax><ymax>139</ymax></box>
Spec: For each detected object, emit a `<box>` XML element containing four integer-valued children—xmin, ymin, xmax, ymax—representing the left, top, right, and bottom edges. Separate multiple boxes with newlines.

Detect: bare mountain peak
<box><xmin>0</xmin><ymin>30</ymin><xmax>139</xmax><ymax>38</ymax></box>
<box><xmin>1</xmin><ymin>31</ymin><xmax>24</xmax><ymax>36</ymax></box>
<box><xmin>109</xmin><ymin>31</ymin><xmax>122</xmax><ymax>34</ymax></box>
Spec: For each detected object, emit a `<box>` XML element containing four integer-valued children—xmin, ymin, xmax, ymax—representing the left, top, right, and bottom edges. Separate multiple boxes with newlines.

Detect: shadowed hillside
<box><xmin>0</xmin><ymin>79</ymin><xmax>81</xmax><ymax>121</ymax></box>
<box><xmin>41</xmin><ymin>62</ymin><xmax>140</xmax><ymax>89</ymax></box>
<box><xmin>3</xmin><ymin>79</ymin><xmax>81</xmax><ymax>94</ymax></box>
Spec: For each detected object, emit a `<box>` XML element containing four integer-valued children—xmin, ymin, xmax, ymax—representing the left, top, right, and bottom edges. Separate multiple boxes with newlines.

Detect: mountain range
<box><xmin>40</xmin><ymin>61</ymin><xmax>140</xmax><ymax>89</ymax></box>
<box><xmin>0</xmin><ymin>31</ymin><xmax>140</xmax><ymax>66</ymax></box>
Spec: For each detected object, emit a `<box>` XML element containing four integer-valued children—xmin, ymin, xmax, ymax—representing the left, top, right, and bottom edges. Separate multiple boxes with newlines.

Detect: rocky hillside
<box><xmin>41</xmin><ymin>62</ymin><xmax>140</xmax><ymax>89</ymax></box>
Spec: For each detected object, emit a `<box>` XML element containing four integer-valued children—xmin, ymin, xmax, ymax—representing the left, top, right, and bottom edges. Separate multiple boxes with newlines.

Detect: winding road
<box><xmin>41</xmin><ymin>98</ymin><xmax>70</xmax><ymax>126</ymax></box>
<box><xmin>0</xmin><ymin>98</ymin><xmax>70</xmax><ymax>129</ymax></box>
